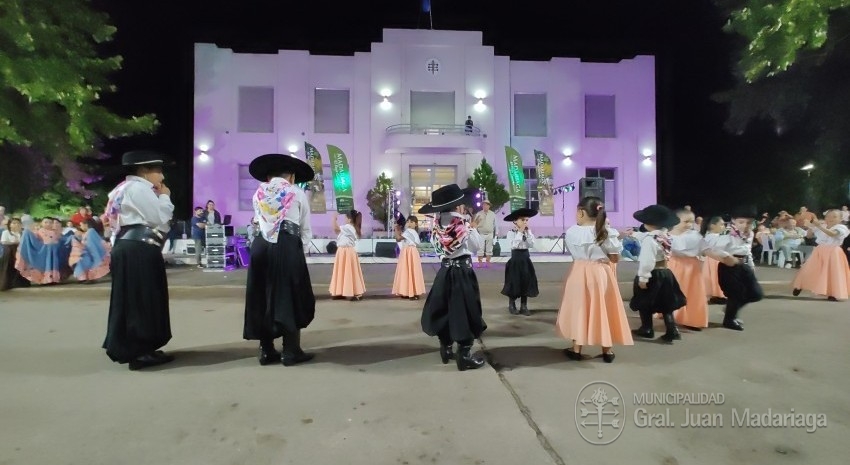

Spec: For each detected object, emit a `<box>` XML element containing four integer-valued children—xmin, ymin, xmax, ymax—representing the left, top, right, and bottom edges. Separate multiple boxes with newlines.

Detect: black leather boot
<box><xmin>456</xmin><ymin>342</ymin><xmax>485</xmax><ymax>371</ymax></box>
<box><xmin>632</xmin><ymin>310</ymin><xmax>654</xmax><ymax>338</ymax></box>
<box><xmin>519</xmin><ymin>296</ymin><xmax>530</xmax><ymax>316</ymax></box>
<box><xmin>508</xmin><ymin>299</ymin><xmax>519</xmax><ymax>315</ymax></box>
<box><xmin>722</xmin><ymin>301</ymin><xmax>744</xmax><ymax>331</ymax></box>
<box><xmin>659</xmin><ymin>313</ymin><xmax>681</xmax><ymax>343</ymax></box>
<box><xmin>439</xmin><ymin>340</ymin><xmax>455</xmax><ymax>364</ymax></box>
<box><xmin>282</xmin><ymin>330</ymin><xmax>314</xmax><ymax>366</ymax></box>
<box><xmin>258</xmin><ymin>338</ymin><xmax>280</xmax><ymax>366</ymax></box>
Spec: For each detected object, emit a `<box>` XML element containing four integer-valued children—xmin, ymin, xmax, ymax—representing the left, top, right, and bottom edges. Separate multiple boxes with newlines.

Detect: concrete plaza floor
<box><xmin>1</xmin><ymin>261</ymin><xmax>848</xmax><ymax>465</ymax></box>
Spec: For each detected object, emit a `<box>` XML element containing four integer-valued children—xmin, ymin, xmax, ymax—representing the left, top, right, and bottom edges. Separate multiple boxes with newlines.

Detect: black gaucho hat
<box><xmin>418</xmin><ymin>184</ymin><xmax>467</xmax><ymax>214</ymax></box>
<box><xmin>728</xmin><ymin>205</ymin><xmax>758</xmax><ymax>219</ymax></box>
<box><xmin>248</xmin><ymin>153</ymin><xmax>314</xmax><ymax>183</ymax></box>
<box><xmin>633</xmin><ymin>205</ymin><xmax>679</xmax><ymax>229</ymax></box>
<box><xmin>122</xmin><ymin>150</ymin><xmax>173</xmax><ymax>167</ymax></box>
<box><xmin>504</xmin><ymin>208</ymin><xmax>538</xmax><ymax>222</ymax></box>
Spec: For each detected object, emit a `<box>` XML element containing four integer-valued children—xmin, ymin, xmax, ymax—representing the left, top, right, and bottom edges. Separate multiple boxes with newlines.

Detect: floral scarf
<box><xmin>104</xmin><ymin>179</ymin><xmax>134</xmax><ymax>238</ymax></box>
<box><xmin>431</xmin><ymin>214</ymin><xmax>469</xmax><ymax>257</ymax></box>
<box><xmin>652</xmin><ymin>230</ymin><xmax>672</xmax><ymax>261</ymax></box>
<box><xmin>253</xmin><ymin>177</ymin><xmax>296</xmax><ymax>242</ymax></box>
<box><xmin>724</xmin><ymin>224</ymin><xmax>753</xmax><ymax>244</ymax></box>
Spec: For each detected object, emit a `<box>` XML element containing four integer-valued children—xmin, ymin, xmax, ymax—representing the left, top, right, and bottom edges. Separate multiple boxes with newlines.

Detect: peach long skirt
<box><xmin>669</xmin><ymin>255</ymin><xmax>709</xmax><ymax>328</ymax></box>
<box><xmin>703</xmin><ymin>257</ymin><xmax>725</xmax><ymax>298</ymax></box>
<box><xmin>792</xmin><ymin>245</ymin><xmax>850</xmax><ymax>300</ymax></box>
<box><xmin>555</xmin><ymin>260</ymin><xmax>634</xmax><ymax>347</ymax></box>
<box><xmin>392</xmin><ymin>246</ymin><xmax>426</xmax><ymax>298</ymax></box>
<box><xmin>329</xmin><ymin>246</ymin><xmax>366</xmax><ymax>298</ymax></box>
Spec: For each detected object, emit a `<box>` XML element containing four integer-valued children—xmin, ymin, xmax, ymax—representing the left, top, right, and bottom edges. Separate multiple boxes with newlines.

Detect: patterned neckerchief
<box><xmin>725</xmin><ymin>225</ymin><xmax>753</xmax><ymax>242</ymax></box>
<box><xmin>651</xmin><ymin>230</ymin><xmax>672</xmax><ymax>260</ymax></box>
<box><xmin>431</xmin><ymin>214</ymin><xmax>469</xmax><ymax>257</ymax></box>
<box><xmin>253</xmin><ymin>177</ymin><xmax>297</xmax><ymax>241</ymax></box>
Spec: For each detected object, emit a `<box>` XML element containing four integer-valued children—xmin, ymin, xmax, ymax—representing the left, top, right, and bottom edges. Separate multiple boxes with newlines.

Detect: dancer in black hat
<box><xmin>501</xmin><ymin>207</ymin><xmax>539</xmax><ymax>315</ymax></box>
<box><xmin>419</xmin><ymin>184</ymin><xmax>487</xmax><ymax>371</ymax></box>
<box><xmin>102</xmin><ymin>150</ymin><xmax>176</xmax><ymax>370</ymax></box>
<box><xmin>711</xmin><ymin>206</ymin><xmax>763</xmax><ymax>330</ymax></box>
<box><xmin>243</xmin><ymin>154</ymin><xmax>317</xmax><ymax>366</ymax></box>
<box><xmin>629</xmin><ymin>205</ymin><xmax>688</xmax><ymax>343</ymax></box>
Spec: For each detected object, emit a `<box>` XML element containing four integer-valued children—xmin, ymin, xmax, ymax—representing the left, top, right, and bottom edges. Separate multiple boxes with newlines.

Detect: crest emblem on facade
<box><xmin>575</xmin><ymin>381</ymin><xmax>626</xmax><ymax>445</ymax></box>
<box><xmin>425</xmin><ymin>58</ymin><xmax>441</xmax><ymax>75</ymax></box>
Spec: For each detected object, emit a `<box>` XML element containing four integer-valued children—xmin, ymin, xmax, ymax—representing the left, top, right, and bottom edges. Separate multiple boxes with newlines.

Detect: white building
<box><xmin>193</xmin><ymin>28</ymin><xmax>657</xmax><ymax>239</ymax></box>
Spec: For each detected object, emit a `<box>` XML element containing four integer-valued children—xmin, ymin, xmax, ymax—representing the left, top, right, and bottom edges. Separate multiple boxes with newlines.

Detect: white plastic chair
<box><xmin>758</xmin><ymin>233</ymin><xmax>777</xmax><ymax>265</ymax></box>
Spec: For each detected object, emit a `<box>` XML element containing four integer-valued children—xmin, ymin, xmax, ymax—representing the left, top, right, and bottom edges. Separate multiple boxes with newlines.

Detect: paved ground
<box><xmin>1</xmin><ymin>262</ymin><xmax>848</xmax><ymax>465</ymax></box>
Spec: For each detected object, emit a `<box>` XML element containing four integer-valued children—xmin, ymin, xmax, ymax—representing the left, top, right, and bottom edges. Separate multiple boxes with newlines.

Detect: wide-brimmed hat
<box><xmin>418</xmin><ymin>184</ymin><xmax>467</xmax><ymax>214</ymax></box>
<box><xmin>633</xmin><ymin>205</ymin><xmax>679</xmax><ymax>229</ymax></box>
<box><xmin>728</xmin><ymin>205</ymin><xmax>758</xmax><ymax>219</ymax></box>
<box><xmin>504</xmin><ymin>208</ymin><xmax>538</xmax><ymax>222</ymax></box>
<box><xmin>248</xmin><ymin>153</ymin><xmax>314</xmax><ymax>183</ymax></box>
<box><xmin>122</xmin><ymin>150</ymin><xmax>173</xmax><ymax>167</ymax></box>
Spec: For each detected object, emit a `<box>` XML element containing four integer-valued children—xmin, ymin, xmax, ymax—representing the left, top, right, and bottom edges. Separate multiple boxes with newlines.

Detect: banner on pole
<box><xmin>327</xmin><ymin>145</ymin><xmax>354</xmax><ymax>212</ymax></box>
<box><xmin>304</xmin><ymin>142</ymin><xmax>326</xmax><ymax>213</ymax></box>
<box><xmin>534</xmin><ymin>149</ymin><xmax>554</xmax><ymax>216</ymax></box>
<box><xmin>504</xmin><ymin>146</ymin><xmax>526</xmax><ymax>211</ymax></box>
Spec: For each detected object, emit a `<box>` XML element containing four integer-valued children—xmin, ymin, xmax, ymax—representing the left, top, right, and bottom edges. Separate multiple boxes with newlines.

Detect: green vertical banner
<box><xmin>327</xmin><ymin>145</ymin><xmax>354</xmax><ymax>212</ymax></box>
<box><xmin>304</xmin><ymin>142</ymin><xmax>326</xmax><ymax>213</ymax></box>
<box><xmin>504</xmin><ymin>146</ymin><xmax>526</xmax><ymax>211</ymax></box>
<box><xmin>534</xmin><ymin>150</ymin><xmax>554</xmax><ymax>216</ymax></box>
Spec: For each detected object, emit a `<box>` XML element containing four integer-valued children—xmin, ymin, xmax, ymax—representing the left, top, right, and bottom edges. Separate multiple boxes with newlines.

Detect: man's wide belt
<box><xmin>116</xmin><ymin>225</ymin><xmax>165</xmax><ymax>247</ymax></box>
<box><xmin>281</xmin><ymin>220</ymin><xmax>300</xmax><ymax>237</ymax></box>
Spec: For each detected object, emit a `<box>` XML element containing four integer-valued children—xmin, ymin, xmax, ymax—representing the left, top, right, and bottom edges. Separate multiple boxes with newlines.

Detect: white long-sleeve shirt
<box><xmin>399</xmin><ymin>228</ymin><xmax>420</xmax><ymax>247</ymax></box>
<box><xmin>565</xmin><ymin>225</ymin><xmax>620</xmax><ymax>262</ymax></box>
<box><xmin>507</xmin><ymin>229</ymin><xmax>535</xmax><ymax>250</ymax></box>
<box><xmin>336</xmin><ymin>223</ymin><xmax>358</xmax><ymax>247</ymax></box>
<box><xmin>606</xmin><ymin>227</ymin><xmax>623</xmax><ymax>254</ymax></box>
<box><xmin>108</xmin><ymin>175</ymin><xmax>174</xmax><ymax>234</ymax></box>
<box><xmin>636</xmin><ymin>230</ymin><xmax>671</xmax><ymax>283</ymax></box>
<box><xmin>709</xmin><ymin>229</ymin><xmax>754</xmax><ymax>268</ymax></box>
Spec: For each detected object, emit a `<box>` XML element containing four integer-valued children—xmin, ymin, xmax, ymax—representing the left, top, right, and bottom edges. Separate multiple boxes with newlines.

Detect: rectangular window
<box><xmin>314</xmin><ymin>89</ymin><xmax>350</xmax><ymax>134</ymax></box>
<box><xmin>237</xmin><ymin>86</ymin><xmax>274</xmax><ymax>133</ymax></box>
<box><xmin>513</xmin><ymin>93</ymin><xmax>547</xmax><ymax>137</ymax></box>
<box><xmin>584</xmin><ymin>95</ymin><xmax>616</xmax><ymax>138</ymax></box>
<box><xmin>584</xmin><ymin>167</ymin><xmax>617</xmax><ymax>212</ymax></box>
<box><xmin>237</xmin><ymin>164</ymin><xmax>259</xmax><ymax>211</ymax></box>
<box><xmin>523</xmin><ymin>167</ymin><xmax>539</xmax><ymax>211</ymax></box>
<box><xmin>410</xmin><ymin>91</ymin><xmax>456</xmax><ymax>127</ymax></box>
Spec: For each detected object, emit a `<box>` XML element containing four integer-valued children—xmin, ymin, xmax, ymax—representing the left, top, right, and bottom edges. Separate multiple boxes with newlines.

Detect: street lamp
<box><xmin>801</xmin><ymin>163</ymin><xmax>814</xmax><ymax>177</ymax></box>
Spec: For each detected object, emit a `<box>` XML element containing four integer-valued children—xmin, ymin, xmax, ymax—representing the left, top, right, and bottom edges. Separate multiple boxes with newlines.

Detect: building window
<box><xmin>314</xmin><ymin>89</ymin><xmax>350</xmax><ymax>134</ymax></box>
<box><xmin>514</xmin><ymin>93</ymin><xmax>547</xmax><ymax>137</ymax></box>
<box><xmin>410</xmin><ymin>91</ymin><xmax>456</xmax><ymax>127</ymax></box>
<box><xmin>237</xmin><ymin>86</ymin><xmax>274</xmax><ymax>133</ymax></box>
<box><xmin>237</xmin><ymin>164</ymin><xmax>260</xmax><ymax>211</ymax></box>
<box><xmin>585</xmin><ymin>168</ymin><xmax>617</xmax><ymax>212</ymax></box>
<box><xmin>585</xmin><ymin>95</ymin><xmax>616</xmax><ymax>138</ymax></box>
<box><xmin>523</xmin><ymin>167</ymin><xmax>539</xmax><ymax>211</ymax></box>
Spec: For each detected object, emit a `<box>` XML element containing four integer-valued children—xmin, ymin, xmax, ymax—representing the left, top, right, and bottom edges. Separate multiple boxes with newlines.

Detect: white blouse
<box><xmin>814</xmin><ymin>224</ymin><xmax>850</xmax><ymax>246</ymax></box>
<box><xmin>400</xmin><ymin>228</ymin><xmax>420</xmax><ymax>247</ymax></box>
<box><xmin>606</xmin><ymin>227</ymin><xmax>623</xmax><ymax>254</ymax></box>
<box><xmin>336</xmin><ymin>223</ymin><xmax>358</xmax><ymax>247</ymax></box>
<box><xmin>565</xmin><ymin>225</ymin><xmax>620</xmax><ymax>261</ymax></box>
<box><xmin>1</xmin><ymin>230</ymin><xmax>21</xmax><ymax>244</ymax></box>
<box><xmin>671</xmin><ymin>230</ymin><xmax>712</xmax><ymax>258</ymax></box>
<box><xmin>507</xmin><ymin>229</ymin><xmax>535</xmax><ymax>250</ymax></box>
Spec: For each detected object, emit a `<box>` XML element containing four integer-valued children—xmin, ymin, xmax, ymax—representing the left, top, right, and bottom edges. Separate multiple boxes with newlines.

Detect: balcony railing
<box><xmin>386</xmin><ymin>124</ymin><xmax>482</xmax><ymax>136</ymax></box>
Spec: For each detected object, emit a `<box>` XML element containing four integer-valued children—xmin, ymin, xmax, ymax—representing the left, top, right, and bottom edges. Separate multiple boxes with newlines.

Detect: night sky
<box><xmin>93</xmin><ymin>0</ymin><xmax>741</xmax><ymax>216</ymax></box>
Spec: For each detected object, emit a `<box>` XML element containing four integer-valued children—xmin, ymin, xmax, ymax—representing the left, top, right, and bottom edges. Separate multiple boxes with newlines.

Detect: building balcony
<box><xmin>382</xmin><ymin>124</ymin><xmax>485</xmax><ymax>154</ymax></box>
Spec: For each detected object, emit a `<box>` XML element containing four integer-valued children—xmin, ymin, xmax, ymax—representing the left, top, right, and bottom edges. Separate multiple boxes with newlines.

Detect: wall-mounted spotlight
<box><xmin>641</xmin><ymin>148</ymin><xmax>653</xmax><ymax>166</ymax></box>
<box><xmin>198</xmin><ymin>152</ymin><xmax>210</xmax><ymax>163</ymax></box>
<box><xmin>562</xmin><ymin>148</ymin><xmax>574</xmax><ymax>166</ymax></box>
<box><xmin>288</xmin><ymin>144</ymin><xmax>299</xmax><ymax>155</ymax></box>
<box><xmin>379</xmin><ymin>89</ymin><xmax>393</xmax><ymax>110</ymax></box>
<box><xmin>473</xmin><ymin>90</ymin><xmax>486</xmax><ymax>112</ymax></box>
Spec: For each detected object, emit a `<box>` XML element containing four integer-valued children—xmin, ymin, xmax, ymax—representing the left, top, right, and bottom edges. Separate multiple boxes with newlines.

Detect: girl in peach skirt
<box><xmin>670</xmin><ymin>211</ymin><xmax>740</xmax><ymax>330</ymax></box>
<box><xmin>792</xmin><ymin>210</ymin><xmax>850</xmax><ymax>301</ymax></box>
<box><xmin>556</xmin><ymin>196</ymin><xmax>632</xmax><ymax>363</ymax></box>
<box><xmin>700</xmin><ymin>216</ymin><xmax>727</xmax><ymax>304</ymax></box>
<box><xmin>330</xmin><ymin>209</ymin><xmax>366</xmax><ymax>301</ymax></box>
<box><xmin>392</xmin><ymin>215</ymin><xmax>426</xmax><ymax>299</ymax></box>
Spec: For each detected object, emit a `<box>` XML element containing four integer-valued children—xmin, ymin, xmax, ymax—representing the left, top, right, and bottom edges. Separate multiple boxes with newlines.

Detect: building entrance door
<box><xmin>409</xmin><ymin>165</ymin><xmax>457</xmax><ymax>226</ymax></box>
